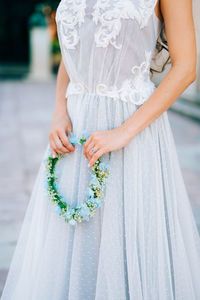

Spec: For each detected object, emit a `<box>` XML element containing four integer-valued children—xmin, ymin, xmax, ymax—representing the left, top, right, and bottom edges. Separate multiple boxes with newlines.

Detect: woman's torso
<box><xmin>55</xmin><ymin>0</ymin><xmax>162</xmax><ymax>105</ymax></box>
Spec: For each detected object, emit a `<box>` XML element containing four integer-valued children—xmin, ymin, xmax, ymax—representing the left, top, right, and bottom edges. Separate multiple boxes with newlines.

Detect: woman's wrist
<box><xmin>53</xmin><ymin>98</ymin><xmax>69</xmax><ymax>119</ymax></box>
<box><xmin>53</xmin><ymin>109</ymin><xmax>70</xmax><ymax>121</ymax></box>
<box><xmin>118</xmin><ymin>122</ymin><xmax>135</xmax><ymax>142</ymax></box>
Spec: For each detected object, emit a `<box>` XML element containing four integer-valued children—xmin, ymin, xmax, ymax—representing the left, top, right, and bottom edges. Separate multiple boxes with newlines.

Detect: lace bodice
<box><xmin>55</xmin><ymin>0</ymin><xmax>162</xmax><ymax>105</ymax></box>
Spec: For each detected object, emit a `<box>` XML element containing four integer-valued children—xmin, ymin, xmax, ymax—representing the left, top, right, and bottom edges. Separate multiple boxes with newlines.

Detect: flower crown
<box><xmin>44</xmin><ymin>132</ymin><xmax>110</xmax><ymax>226</ymax></box>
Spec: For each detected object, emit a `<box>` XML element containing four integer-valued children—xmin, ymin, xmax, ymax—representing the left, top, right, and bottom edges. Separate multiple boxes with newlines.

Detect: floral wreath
<box><xmin>44</xmin><ymin>132</ymin><xmax>110</xmax><ymax>226</ymax></box>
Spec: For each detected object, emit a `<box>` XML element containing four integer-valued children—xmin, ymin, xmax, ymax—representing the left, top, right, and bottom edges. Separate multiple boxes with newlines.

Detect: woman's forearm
<box><xmin>120</xmin><ymin>65</ymin><xmax>196</xmax><ymax>140</ymax></box>
<box><xmin>49</xmin><ymin>59</ymin><xmax>75</xmax><ymax>157</ymax></box>
<box><xmin>53</xmin><ymin>59</ymin><xmax>70</xmax><ymax>118</ymax></box>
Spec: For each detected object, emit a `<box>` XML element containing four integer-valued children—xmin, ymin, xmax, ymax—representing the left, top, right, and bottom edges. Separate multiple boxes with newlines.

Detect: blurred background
<box><xmin>0</xmin><ymin>1</ymin><xmax>200</xmax><ymax>296</ymax></box>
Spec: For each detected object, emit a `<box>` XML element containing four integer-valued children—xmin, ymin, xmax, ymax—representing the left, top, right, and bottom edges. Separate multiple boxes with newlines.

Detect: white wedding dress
<box><xmin>1</xmin><ymin>0</ymin><xmax>200</xmax><ymax>299</ymax></box>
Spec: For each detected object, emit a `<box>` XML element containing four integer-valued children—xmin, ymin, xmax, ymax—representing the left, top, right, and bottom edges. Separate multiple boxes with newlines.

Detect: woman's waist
<box><xmin>66</xmin><ymin>79</ymin><xmax>156</xmax><ymax>105</ymax></box>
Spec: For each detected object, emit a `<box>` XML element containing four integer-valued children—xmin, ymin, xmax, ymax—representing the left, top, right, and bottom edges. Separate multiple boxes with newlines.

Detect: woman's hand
<box><xmin>83</xmin><ymin>127</ymin><xmax>131</xmax><ymax>167</ymax></box>
<box><xmin>49</xmin><ymin>113</ymin><xmax>75</xmax><ymax>158</ymax></box>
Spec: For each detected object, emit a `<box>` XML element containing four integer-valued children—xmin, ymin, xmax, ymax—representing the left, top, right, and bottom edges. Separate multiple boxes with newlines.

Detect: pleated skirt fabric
<box><xmin>1</xmin><ymin>94</ymin><xmax>200</xmax><ymax>300</ymax></box>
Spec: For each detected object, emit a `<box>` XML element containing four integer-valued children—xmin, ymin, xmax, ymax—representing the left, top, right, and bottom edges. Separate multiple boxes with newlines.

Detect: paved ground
<box><xmin>0</xmin><ymin>80</ymin><xmax>200</xmax><ymax>296</ymax></box>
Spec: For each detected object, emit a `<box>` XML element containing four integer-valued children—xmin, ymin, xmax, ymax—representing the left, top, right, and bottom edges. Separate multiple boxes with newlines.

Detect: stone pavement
<box><xmin>0</xmin><ymin>80</ymin><xmax>200</xmax><ymax>296</ymax></box>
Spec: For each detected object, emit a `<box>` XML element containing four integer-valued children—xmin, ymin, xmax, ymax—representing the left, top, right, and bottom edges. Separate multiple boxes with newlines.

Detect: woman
<box><xmin>1</xmin><ymin>0</ymin><xmax>200</xmax><ymax>299</ymax></box>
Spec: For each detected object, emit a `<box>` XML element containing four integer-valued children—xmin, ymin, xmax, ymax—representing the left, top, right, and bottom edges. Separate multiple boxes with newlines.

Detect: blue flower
<box><xmin>80</xmin><ymin>205</ymin><xmax>90</xmax><ymax>218</ymax></box>
<box><xmin>68</xmin><ymin>135</ymin><xmax>79</xmax><ymax>145</ymax></box>
<box><xmin>60</xmin><ymin>196</ymin><xmax>67</xmax><ymax>204</ymax></box>
<box><xmin>69</xmin><ymin>219</ymin><xmax>77</xmax><ymax>226</ymax></box>
<box><xmin>98</xmin><ymin>162</ymin><xmax>105</xmax><ymax>171</ymax></box>
<box><xmin>90</xmin><ymin>174</ymin><xmax>101</xmax><ymax>188</ymax></box>
<box><xmin>91</xmin><ymin>174</ymin><xmax>96</xmax><ymax>180</ymax></box>
<box><xmin>99</xmin><ymin>162</ymin><xmax>110</xmax><ymax>172</ymax></box>
<box><xmin>81</xmin><ymin>131</ymin><xmax>90</xmax><ymax>141</ymax></box>
<box><xmin>104</xmin><ymin>163</ymin><xmax>110</xmax><ymax>171</ymax></box>
<box><xmin>54</xmin><ymin>205</ymin><xmax>62</xmax><ymax>215</ymax></box>
<box><xmin>65</xmin><ymin>207</ymin><xmax>75</xmax><ymax>220</ymax></box>
<box><xmin>88</xmin><ymin>197</ymin><xmax>96</xmax><ymax>204</ymax></box>
<box><xmin>85</xmin><ymin>187</ymin><xmax>94</xmax><ymax>198</ymax></box>
<box><xmin>95</xmin><ymin>199</ymin><xmax>101</xmax><ymax>208</ymax></box>
<box><xmin>43</xmin><ymin>180</ymin><xmax>49</xmax><ymax>190</ymax></box>
<box><xmin>47</xmin><ymin>147</ymin><xmax>53</xmax><ymax>157</ymax></box>
<box><xmin>97</xmin><ymin>172</ymin><xmax>103</xmax><ymax>178</ymax></box>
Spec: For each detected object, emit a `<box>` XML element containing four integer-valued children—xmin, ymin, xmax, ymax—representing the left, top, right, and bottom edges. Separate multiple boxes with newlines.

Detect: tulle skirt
<box><xmin>1</xmin><ymin>94</ymin><xmax>200</xmax><ymax>300</ymax></box>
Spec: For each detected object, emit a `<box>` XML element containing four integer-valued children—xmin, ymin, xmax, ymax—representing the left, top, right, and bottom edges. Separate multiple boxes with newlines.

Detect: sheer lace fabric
<box><xmin>56</xmin><ymin>0</ymin><xmax>161</xmax><ymax>105</ymax></box>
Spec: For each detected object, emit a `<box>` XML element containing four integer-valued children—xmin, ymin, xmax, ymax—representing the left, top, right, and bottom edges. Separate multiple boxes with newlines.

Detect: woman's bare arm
<box><xmin>120</xmin><ymin>0</ymin><xmax>197</xmax><ymax>138</ymax></box>
<box><xmin>53</xmin><ymin>58</ymin><xmax>70</xmax><ymax>118</ymax></box>
<box><xmin>49</xmin><ymin>59</ymin><xmax>75</xmax><ymax>158</ymax></box>
<box><xmin>84</xmin><ymin>0</ymin><xmax>197</xmax><ymax>167</ymax></box>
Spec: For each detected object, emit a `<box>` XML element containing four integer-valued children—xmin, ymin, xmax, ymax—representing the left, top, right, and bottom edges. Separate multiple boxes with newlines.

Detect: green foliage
<box><xmin>29</xmin><ymin>4</ymin><xmax>47</xmax><ymax>28</ymax></box>
<box><xmin>51</xmin><ymin>38</ymin><xmax>60</xmax><ymax>54</ymax></box>
<box><xmin>45</xmin><ymin>138</ymin><xmax>110</xmax><ymax>226</ymax></box>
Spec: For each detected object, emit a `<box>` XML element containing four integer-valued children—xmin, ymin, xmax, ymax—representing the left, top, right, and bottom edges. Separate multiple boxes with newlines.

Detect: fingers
<box><xmin>83</xmin><ymin>135</ymin><xmax>92</xmax><ymax>158</ymax></box>
<box><xmin>88</xmin><ymin>148</ymin><xmax>106</xmax><ymax>167</ymax></box>
<box><xmin>49</xmin><ymin>126</ymin><xmax>77</xmax><ymax>157</ymax></box>
<box><xmin>83</xmin><ymin>132</ymin><xmax>99</xmax><ymax>159</ymax></box>
<box><xmin>83</xmin><ymin>135</ymin><xmax>92</xmax><ymax>149</ymax></box>
<box><xmin>84</xmin><ymin>142</ymin><xmax>96</xmax><ymax>160</ymax></box>
<box><xmin>49</xmin><ymin>133</ymin><xmax>69</xmax><ymax>157</ymax></box>
<box><xmin>83</xmin><ymin>131</ymin><xmax>102</xmax><ymax>160</ymax></box>
<box><xmin>49</xmin><ymin>140</ymin><xmax>58</xmax><ymax>158</ymax></box>
<box><xmin>54</xmin><ymin>134</ymin><xmax>70</xmax><ymax>154</ymax></box>
<box><xmin>59</xmin><ymin>130</ymin><xmax>75</xmax><ymax>152</ymax></box>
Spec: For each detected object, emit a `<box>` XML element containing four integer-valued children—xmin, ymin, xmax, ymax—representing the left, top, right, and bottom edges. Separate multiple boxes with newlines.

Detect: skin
<box><xmin>49</xmin><ymin>0</ymin><xmax>197</xmax><ymax>167</ymax></box>
<box><xmin>49</xmin><ymin>60</ymin><xmax>75</xmax><ymax>158</ymax></box>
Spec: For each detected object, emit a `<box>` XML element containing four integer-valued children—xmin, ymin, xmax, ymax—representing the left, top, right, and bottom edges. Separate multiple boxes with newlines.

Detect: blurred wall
<box><xmin>0</xmin><ymin>0</ymin><xmax>59</xmax><ymax>65</ymax></box>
